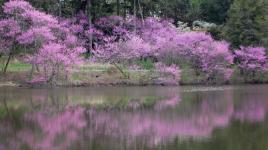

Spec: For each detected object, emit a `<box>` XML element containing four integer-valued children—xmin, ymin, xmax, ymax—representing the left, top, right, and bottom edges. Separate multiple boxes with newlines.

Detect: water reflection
<box><xmin>0</xmin><ymin>86</ymin><xmax>268</xmax><ymax>150</ymax></box>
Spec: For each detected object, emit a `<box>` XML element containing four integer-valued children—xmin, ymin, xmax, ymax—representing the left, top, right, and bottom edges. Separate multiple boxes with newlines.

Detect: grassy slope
<box><xmin>0</xmin><ymin>58</ymin><xmax>159</xmax><ymax>86</ymax></box>
<box><xmin>1</xmin><ymin>57</ymin><xmax>268</xmax><ymax>86</ymax></box>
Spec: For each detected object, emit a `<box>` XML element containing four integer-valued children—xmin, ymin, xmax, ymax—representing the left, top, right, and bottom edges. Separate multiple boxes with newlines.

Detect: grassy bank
<box><xmin>0</xmin><ymin>58</ymin><xmax>163</xmax><ymax>87</ymax></box>
<box><xmin>1</xmin><ymin>58</ymin><xmax>268</xmax><ymax>87</ymax></box>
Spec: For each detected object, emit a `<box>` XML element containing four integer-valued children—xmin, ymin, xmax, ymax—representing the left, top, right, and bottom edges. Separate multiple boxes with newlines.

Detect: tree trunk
<box><xmin>87</xmin><ymin>0</ymin><xmax>93</xmax><ymax>55</ymax></box>
<box><xmin>133</xmin><ymin>0</ymin><xmax>137</xmax><ymax>33</ymax></box>
<box><xmin>36</xmin><ymin>64</ymin><xmax>40</xmax><ymax>72</ymax></box>
<box><xmin>129</xmin><ymin>0</ymin><xmax>134</xmax><ymax>15</ymax></box>
<box><xmin>2</xmin><ymin>52</ymin><xmax>12</xmax><ymax>74</ymax></box>
<box><xmin>116</xmin><ymin>0</ymin><xmax>120</xmax><ymax>16</ymax></box>
<box><xmin>58</xmin><ymin>0</ymin><xmax>62</xmax><ymax>17</ymax></box>
<box><xmin>76</xmin><ymin>0</ymin><xmax>88</xmax><ymax>14</ymax></box>
<box><xmin>138</xmin><ymin>0</ymin><xmax>144</xmax><ymax>22</ymax></box>
<box><xmin>123</xmin><ymin>0</ymin><xmax>127</xmax><ymax>19</ymax></box>
<box><xmin>113</xmin><ymin>63</ymin><xmax>129</xmax><ymax>79</ymax></box>
<box><xmin>47</xmin><ymin>68</ymin><xmax>56</xmax><ymax>86</ymax></box>
<box><xmin>29</xmin><ymin>63</ymin><xmax>35</xmax><ymax>80</ymax></box>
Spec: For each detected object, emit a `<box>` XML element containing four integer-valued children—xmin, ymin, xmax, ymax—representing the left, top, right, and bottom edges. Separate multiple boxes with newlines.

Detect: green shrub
<box><xmin>137</xmin><ymin>59</ymin><xmax>154</xmax><ymax>70</ymax></box>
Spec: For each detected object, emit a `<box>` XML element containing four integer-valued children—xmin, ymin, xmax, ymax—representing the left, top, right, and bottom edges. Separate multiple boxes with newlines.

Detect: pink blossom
<box><xmin>0</xmin><ymin>18</ymin><xmax>21</xmax><ymax>54</ymax></box>
<box><xmin>235</xmin><ymin>46</ymin><xmax>268</xmax><ymax>72</ymax></box>
<box><xmin>17</xmin><ymin>27</ymin><xmax>55</xmax><ymax>44</ymax></box>
<box><xmin>3</xmin><ymin>0</ymin><xmax>33</xmax><ymax>15</ymax></box>
<box><xmin>155</xmin><ymin>62</ymin><xmax>181</xmax><ymax>83</ymax></box>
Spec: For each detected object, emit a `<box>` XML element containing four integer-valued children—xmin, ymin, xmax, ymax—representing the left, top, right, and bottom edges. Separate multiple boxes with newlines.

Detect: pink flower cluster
<box><xmin>36</xmin><ymin>43</ymin><xmax>84</xmax><ymax>67</ymax></box>
<box><xmin>0</xmin><ymin>19</ymin><xmax>21</xmax><ymax>37</ymax></box>
<box><xmin>0</xmin><ymin>18</ymin><xmax>21</xmax><ymax>53</ymax></box>
<box><xmin>235</xmin><ymin>46</ymin><xmax>268</xmax><ymax>72</ymax></box>
<box><xmin>3</xmin><ymin>0</ymin><xmax>34</xmax><ymax>14</ymax></box>
<box><xmin>155</xmin><ymin>62</ymin><xmax>181</xmax><ymax>82</ymax></box>
<box><xmin>17</xmin><ymin>26</ymin><xmax>56</xmax><ymax>45</ymax></box>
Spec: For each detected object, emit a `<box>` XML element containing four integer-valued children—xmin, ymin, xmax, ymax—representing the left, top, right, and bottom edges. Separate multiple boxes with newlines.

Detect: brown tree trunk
<box><xmin>87</xmin><ymin>0</ymin><xmax>93</xmax><ymax>55</ymax></box>
<box><xmin>2</xmin><ymin>52</ymin><xmax>12</xmax><ymax>74</ymax></box>
<box><xmin>117</xmin><ymin>0</ymin><xmax>120</xmax><ymax>16</ymax></box>
<box><xmin>138</xmin><ymin>0</ymin><xmax>144</xmax><ymax>22</ymax></box>
<box><xmin>123</xmin><ymin>0</ymin><xmax>127</xmax><ymax>19</ymax></box>
<box><xmin>58</xmin><ymin>0</ymin><xmax>62</xmax><ymax>17</ymax></box>
<box><xmin>113</xmin><ymin>63</ymin><xmax>129</xmax><ymax>79</ymax></box>
<box><xmin>29</xmin><ymin>63</ymin><xmax>35</xmax><ymax>80</ymax></box>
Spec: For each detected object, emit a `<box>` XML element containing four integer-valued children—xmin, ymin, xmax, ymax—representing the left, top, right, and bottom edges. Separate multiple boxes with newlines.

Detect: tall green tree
<box><xmin>157</xmin><ymin>0</ymin><xmax>191</xmax><ymax>24</ymax></box>
<box><xmin>223</xmin><ymin>0</ymin><xmax>268</xmax><ymax>48</ymax></box>
<box><xmin>200</xmin><ymin>0</ymin><xmax>233</xmax><ymax>24</ymax></box>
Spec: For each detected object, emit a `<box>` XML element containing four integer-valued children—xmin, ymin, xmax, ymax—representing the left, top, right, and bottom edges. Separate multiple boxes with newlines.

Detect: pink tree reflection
<box><xmin>1</xmin><ymin>87</ymin><xmax>268</xmax><ymax>149</ymax></box>
<box><xmin>0</xmin><ymin>106</ymin><xmax>87</xmax><ymax>150</ymax></box>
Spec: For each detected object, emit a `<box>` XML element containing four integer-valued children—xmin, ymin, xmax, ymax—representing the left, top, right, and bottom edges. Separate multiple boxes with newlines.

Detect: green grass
<box><xmin>3</xmin><ymin>58</ymin><xmax>268</xmax><ymax>85</ymax></box>
<box><xmin>0</xmin><ymin>107</ymin><xmax>7</xmax><ymax>120</ymax></box>
<box><xmin>143</xmin><ymin>96</ymin><xmax>161</xmax><ymax>108</ymax></box>
<box><xmin>76</xmin><ymin>64</ymin><xmax>110</xmax><ymax>72</ymax></box>
<box><xmin>137</xmin><ymin>59</ymin><xmax>155</xmax><ymax>70</ymax></box>
<box><xmin>0</xmin><ymin>58</ymin><xmax>31</xmax><ymax>72</ymax></box>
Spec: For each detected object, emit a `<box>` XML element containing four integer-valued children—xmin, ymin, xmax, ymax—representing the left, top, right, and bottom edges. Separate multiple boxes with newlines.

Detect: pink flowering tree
<box><xmin>0</xmin><ymin>19</ymin><xmax>21</xmax><ymax>73</ymax></box>
<box><xmin>95</xmin><ymin>15</ymin><xmax>130</xmax><ymax>39</ymax></box>
<box><xmin>157</xmin><ymin>32</ymin><xmax>234</xmax><ymax>82</ymax></box>
<box><xmin>93</xmin><ymin>34</ymin><xmax>150</xmax><ymax>78</ymax></box>
<box><xmin>61</xmin><ymin>12</ymin><xmax>104</xmax><ymax>55</ymax></box>
<box><xmin>1</xmin><ymin>0</ymin><xmax>85</xmax><ymax>84</ymax></box>
<box><xmin>2</xmin><ymin>0</ymin><xmax>57</xmax><ymax>76</ymax></box>
<box><xmin>32</xmin><ymin>43</ymin><xmax>85</xmax><ymax>84</ymax></box>
<box><xmin>0</xmin><ymin>0</ymin><xmax>34</xmax><ymax>74</ymax></box>
<box><xmin>93</xmin><ymin>17</ymin><xmax>234</xmax><ymax>83</ymax></box>
<box><xmin>234</xmin><ymin>46</ymin><xmax>268</xmax><ymax>78</ymax></box>
<box><xmin>138</xmin><ymin>18</ymin><xmax>234</xmax><ymax>82</ymax></box>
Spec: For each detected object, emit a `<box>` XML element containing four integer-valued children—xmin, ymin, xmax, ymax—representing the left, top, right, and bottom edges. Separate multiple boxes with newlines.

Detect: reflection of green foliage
<box><xmin>142</xmin><ymin>96</ymin><xmax>160</xmax><ymax>108</ymax></box>
<box><xmin>152</xmin><ymin>119</ymin><xmax>268</xmax><ymax>150</ymax></box>
<box><xmin>99</xmin><ymin>97</ymin><xmax>132</xmax><ymax>109</ymax></box>
<box><xmin>0</xmin><ymin>107</ymin><xmax>7</xmax><ymax>120</ymax></box>
<box><xmin>80</xmin><ymin>96</ymin><xmax>132</xmax><ymax>110</ymax></box>
<box><xmin>0</xmin><ymin>105</ymin><xmax>27</xmax><ymax>130</ymax></box>
<box><xmin>20</xmin><ymin>143</ymin><xmax>31</xmax><ymax>150</ymax></box>
<box><xmin>80</xmin><ymin>96</ymin><xmax>163</xmax><ymax>110</ymax></box>
<box><xmin>0</xmin><ymin>103</ymin><xmax>29</xmax><ymax>129</ymax></box>
<box><xmin>10</xmin><ymin>107</ymin><xmax>28</xmax><ymax>129</ymax></box>
<box><xmin>114</xmin><ymin>97</ymin><xmax>131</xmax><ymax>109</ymax></box>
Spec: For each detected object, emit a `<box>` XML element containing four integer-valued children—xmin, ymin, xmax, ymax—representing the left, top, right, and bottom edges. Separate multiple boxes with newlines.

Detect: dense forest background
<box><xmin>1</xmin><ymin>0</ymin><xmax>266</xmax><ymax>48</ymax></box>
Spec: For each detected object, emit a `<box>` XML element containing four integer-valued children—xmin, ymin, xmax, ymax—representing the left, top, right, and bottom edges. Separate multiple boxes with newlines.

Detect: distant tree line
<box><xmin>18</xmin><ymin>0</ymin><xmax>232</xmax><ymax>24</ymax></box>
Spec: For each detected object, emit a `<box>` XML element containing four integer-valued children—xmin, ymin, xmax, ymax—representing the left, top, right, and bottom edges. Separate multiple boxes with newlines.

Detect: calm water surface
<box><xmin>0</xmin><ymin>85</ymin><xmax>268</xmax><ymax>150</ymax></box>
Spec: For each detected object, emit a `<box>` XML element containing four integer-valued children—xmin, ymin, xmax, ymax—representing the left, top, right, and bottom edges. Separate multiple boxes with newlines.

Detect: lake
<box><xmin>0</xmin><ymin>85</ymin><xmax>268</xmax><ymax>150</ymax></box>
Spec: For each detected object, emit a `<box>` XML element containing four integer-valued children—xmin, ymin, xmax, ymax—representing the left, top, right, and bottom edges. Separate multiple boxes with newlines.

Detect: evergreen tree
<box><xmin>223</xmin><ymin>0</ymin><xmax>268</xmax><ymax>48</ymax></box>
<box><xmin>200</xmin><ymin>0</ymin><xmax>233</xmax><ymax>24</ymax></box>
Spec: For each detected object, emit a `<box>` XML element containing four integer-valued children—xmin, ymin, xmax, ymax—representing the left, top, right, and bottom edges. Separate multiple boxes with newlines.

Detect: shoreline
<box><xmin>1</xmin><ymin>80</ymin><xmax>268</xmax><ymax>88</ymax></box>
<box><xmin>1</xmin><ymin>63</ymin><xmax>268</xmax><ymax>88</ymax></box>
